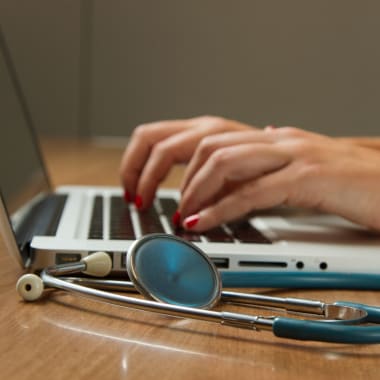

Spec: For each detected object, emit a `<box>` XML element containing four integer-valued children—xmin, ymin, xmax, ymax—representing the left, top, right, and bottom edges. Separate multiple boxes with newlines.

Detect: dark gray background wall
<box><xmin>0</xmin><ymin>0</ymin><xmax>81</xmax><ymax>136</ymax></box>
<box><xmin>1</xmin><ymin>0</ymin><xmax>379</xmax><ymax>137</ymax></box>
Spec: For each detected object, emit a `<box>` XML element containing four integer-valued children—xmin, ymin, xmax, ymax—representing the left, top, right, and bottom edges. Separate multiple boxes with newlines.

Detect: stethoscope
<box><xmin>16</xmin><ymin>233</ymin><xmax>380</xmax><ymax>344</ymax></box>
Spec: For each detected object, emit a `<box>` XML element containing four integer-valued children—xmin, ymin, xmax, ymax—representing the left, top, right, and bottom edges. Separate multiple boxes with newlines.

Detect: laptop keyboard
<box><xmin>88</xmin><ymin>195</ymin><xmax>272</xmax><ymax>244</ymax></box>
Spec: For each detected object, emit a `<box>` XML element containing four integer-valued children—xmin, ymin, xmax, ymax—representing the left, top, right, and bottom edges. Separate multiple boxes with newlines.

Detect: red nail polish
<box><xmin>134</xmin><ymin>194</ymin><xmax>143</xmax><ymax>209</ymax></box>
<box><xmin>184</xmin><ymin>214</ymin><xmax>200</xmax><ymax>229</ymax></box>
<box><xmin>124</xmin><ymin>190</ymin><xmax>132</xmax><ymax>203</ymax></box>
<box><xmin>172</xmin><ymin>210</ymin><xmax>181</xmax><ymax>226</ymax></box>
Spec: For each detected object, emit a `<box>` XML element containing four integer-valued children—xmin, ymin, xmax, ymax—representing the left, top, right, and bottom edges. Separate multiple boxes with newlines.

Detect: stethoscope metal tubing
<box><xmin>61</xmin><ymin>277</ymin><xmax>365</xmax><ymax>322</ymax></box>
<box><xmin>46</xmin><ymin>262</ymin><xmax>87</xmax><ymax>276</ymax></box>
<box><xmin>41</xmin><ymin>271</ymin><xmax>274</xmax><ymax>331</ymax></box>
<box><xmin>42</xmin><ymin>272</ymin><xmax>380</xmax><ymax>342</ymax></box>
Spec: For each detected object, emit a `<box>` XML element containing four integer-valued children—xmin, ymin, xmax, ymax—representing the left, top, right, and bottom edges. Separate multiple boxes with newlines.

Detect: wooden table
<box><xmin>1</xmin><ymin>138</ymin><xmax>380</xmax><ymax>380</ymax></box>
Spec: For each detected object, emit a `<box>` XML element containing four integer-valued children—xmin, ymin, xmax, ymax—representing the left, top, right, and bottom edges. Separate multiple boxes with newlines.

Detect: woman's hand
<box><xmin>120</xmin><ymin>116</ymin><xmax>254</xmax><ymax>208</ymax></box>
<box><xmin>178</xmin><ymin>127</ymin><xmax>380</xmax><ymax>232</ymax></box>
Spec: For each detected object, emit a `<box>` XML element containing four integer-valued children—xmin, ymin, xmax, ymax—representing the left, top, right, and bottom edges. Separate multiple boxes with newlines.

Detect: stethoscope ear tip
<box><xmin>81</xmin><ymin>251</ymin><xmax>112</xmax><ymax>277</ymax></box>
<box><xmin>16</xmin><ymin>274</ymin><xmax>44</xmax><ymax>301</ymax></box>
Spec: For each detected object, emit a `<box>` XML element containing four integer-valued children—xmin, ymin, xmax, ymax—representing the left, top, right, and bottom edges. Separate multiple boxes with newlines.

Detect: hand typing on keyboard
<box><xmin>120</xmin><ymin>116</ymin><xmax>252</xmax><ymax>210</ymax></box>
<box><xmin>120</xmin><ymin>115</ymin><xmax>380</xmax><ymax>233</ymax></box>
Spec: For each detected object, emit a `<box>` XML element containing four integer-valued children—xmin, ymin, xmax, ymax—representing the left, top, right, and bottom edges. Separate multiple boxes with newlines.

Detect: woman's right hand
<box><xmin>178</xmin><ymin>126</ymin><xmax>380</xmax><ymax>232</ymax></box>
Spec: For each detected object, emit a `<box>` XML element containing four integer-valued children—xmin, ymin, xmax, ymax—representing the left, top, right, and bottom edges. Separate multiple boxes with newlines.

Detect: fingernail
<box><xmin>265</xmin><ymin>125</ymin><xmax>276</xmax><ymax>130</ymax></box>
<box><xmin>172</xmin><ymin>210</ymin><xmax>181</xmax><ymax>226</ymax></box>
<box><xmin>134</xmin><ymin>194</ymin><xmax>143</xmax><ymax>209</ymax></box>
<box><xmin>183</xmin><ymin>214</ymin><xmax>200</xmax><ymax>229</ymax></box>
<box><xmin>124</xmin><ymin>190</ymin><xmax>132</xmax><ymax>203</ymax></box>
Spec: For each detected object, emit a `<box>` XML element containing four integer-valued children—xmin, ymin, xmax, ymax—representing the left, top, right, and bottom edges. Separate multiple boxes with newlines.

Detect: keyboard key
<box><xmin>138</xmin><ymin>207</ymin><xmax>165</xmax><ymax>234</ymax></box>
<box><xmin>203</xmin><ymin>227</ymin><xmax>234</xmax><ymax>243</ymax></box>
<box><xmin>227</xmin><ymin>219</ymin><xmax>272</xmax><ymax>244</ymax></box>
<box><xmin>109</xmin><ymin>196</ymin><xmax>135</xmax><ymax>239</ymax></box>
<box><xmin>159</xmin><ymin>197</ymin><xmax>178</xmax><ymax>211</ymax></box>
<box><xmin>173</xmin><ymin>227</ymin><xmax>201</xmax><ymax>242</ymax></box>
<box><xmin>159</xmin><ymin>197</ymin><xmax>178</xmax><ymax>224</ymax></box>
<box><xmin>88</xmin><ymin>196</ymin><xmax>103</xmax><ymax>239</ymax></box>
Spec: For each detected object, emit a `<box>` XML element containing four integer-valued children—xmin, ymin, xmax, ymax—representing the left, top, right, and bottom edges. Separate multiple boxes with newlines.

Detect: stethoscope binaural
<box><xmin>16</xmin><ymin>234</ymin><xmax>380</xmax><ymax>344</ymax></box>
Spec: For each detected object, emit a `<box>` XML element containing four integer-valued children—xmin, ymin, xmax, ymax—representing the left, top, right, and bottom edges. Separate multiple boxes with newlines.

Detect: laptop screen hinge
<box><xmin>18</xmin><ymin>241</ymin><xmax>34</xmax><ymax>269</ymax></box>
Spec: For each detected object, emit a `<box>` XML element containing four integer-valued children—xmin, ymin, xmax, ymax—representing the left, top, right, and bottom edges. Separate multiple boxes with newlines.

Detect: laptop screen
<box><xmin>0</xmin><ymin>27</ymin><xmax>50</xmax><ymax>216</ymax></box>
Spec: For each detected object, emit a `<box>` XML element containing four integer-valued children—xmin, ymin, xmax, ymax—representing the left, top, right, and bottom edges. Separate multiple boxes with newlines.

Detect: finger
<box><xmin>182</xmin><ymin>169</ymin><xmax>291</xmax><ymax>231</ymax></box>
<box><xmin>119</xmin><ymin>119</ymin><xmax>192</xmax><ymax>199</ymax></box>
<box><xmin>179</xmin><ymin>143</ymin><xmax>289</xmax><ymax>219</ymax></box>
<box><xmin>180</xmin><ymin>129</ymin><xmax>278</xmax><ymax>192</ymax></box>
<box><xmin>135</xmin><ymin>127</ymin><xmax>221</xmax><ymax>209</ymax></box>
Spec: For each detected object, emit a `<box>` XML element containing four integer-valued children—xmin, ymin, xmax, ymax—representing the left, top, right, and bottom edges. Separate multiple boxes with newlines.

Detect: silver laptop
<box><xmin>2</xmin><ymin>27</ymin><xmax>380</xmax><ymax>288</ymax></box>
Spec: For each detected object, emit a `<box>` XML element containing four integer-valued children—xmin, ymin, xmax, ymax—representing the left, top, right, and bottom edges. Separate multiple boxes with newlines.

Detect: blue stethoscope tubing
<box><xmin>272</xmin><ymin>309</ymin><xmax>380</xmax><ymax>344</ymax></box>
<box><xmin>221</xmin><ymin>271</ymin><xmax>380</xmax><ymax>289</ymax></box>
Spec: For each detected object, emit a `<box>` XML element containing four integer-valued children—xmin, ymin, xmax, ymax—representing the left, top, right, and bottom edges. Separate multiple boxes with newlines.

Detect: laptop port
<box><xmin>212</xmin><ymin>258</ymin><xmax>229</xmax><ymax>269</ymax></box>
<box><xmin>121</xmin><ymin>253</ymin><xmax>127</xmax><ymax>268</ymax></box>
<box><xmin>238</xmin><ymin>260</ymin><xmax>287</xmax><ymax>268</ymax></box>
<box><xmin>56</xmin><ymin>253</ymin><xmax>82</xmax><ymax>265</ymax></box>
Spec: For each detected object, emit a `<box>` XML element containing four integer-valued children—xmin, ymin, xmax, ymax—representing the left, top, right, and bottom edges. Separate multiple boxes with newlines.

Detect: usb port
<box><xmin>212</xmin><ymin>258</ymin><xmax>229</xmax><ymax>269</ymax></box>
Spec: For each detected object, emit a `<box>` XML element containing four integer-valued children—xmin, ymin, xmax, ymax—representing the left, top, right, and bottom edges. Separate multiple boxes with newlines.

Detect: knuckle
<box><xmin>198</xmin><ymin>136</ymin><xmax>220</xmax><ymax>157</ymax></box>
<box><xmin>284</xmin><ymin>138</ymin><xmax>316</xmax><ymax>157</ymax></box>
<box><xmin>278</xmin><ymin>126</ymin><xmax>310</xmax><ymax>140</ymax></box>
<box><xmin>195</xmin><ymin>115</ymin><xmax>219</xmax><ymax>123</ymax></box>
<box><xmin>132</xmin><ymin>123</ymin><xmax>150</xmax><ymax>140</ymax></box>
<box><xmin>192</xmin><ymin>115</ymin><xmax>225</xmax><ymax>130</ymax></box>
<box><xmin>280</xmin><ymin>126</ymin><xmax>303</xmax><ymax>138</ymax></box>
<box><xmin>208</xmin><ymin>148</ymin><xmax>230</xmax><ymax>170</ymax></box>
<box><xmin>289</xmin><ymin>139</ymin><xmax>309</xmax><ymax>154</ymax></box>
<box><xmin>150</xmin><ymin>141</ymin><xmax>171</xmax><ymax>159</ymax></box>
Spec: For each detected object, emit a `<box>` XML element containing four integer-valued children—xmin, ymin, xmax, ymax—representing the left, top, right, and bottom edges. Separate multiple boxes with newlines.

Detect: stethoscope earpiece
<box><xmin>81</xmin><ymin>251</ymin><xmax>112</xmax><ymax>277</ymax></box>
<box><xmin>16</xmin><ymin>251</ymin><xmax>112</xmax><ymax>301</ymax></box>
<box><xmin>16</xmin><ymin>273</ymin><xmax>44</xmax><ymax>302</ymax></box>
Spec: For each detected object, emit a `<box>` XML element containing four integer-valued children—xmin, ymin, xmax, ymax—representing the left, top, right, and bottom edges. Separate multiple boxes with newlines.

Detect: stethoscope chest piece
<box><xmin>127</xmin><ymin>234</ymin><xmax>221</xmax><ymax>309</ymax></box>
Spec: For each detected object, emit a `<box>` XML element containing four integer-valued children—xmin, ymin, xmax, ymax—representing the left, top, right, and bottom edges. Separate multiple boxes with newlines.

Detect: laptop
<box><xmin>2</xmin><ymin>27</ymin><xmax>380</xmax><ymax>289</ymax></box>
